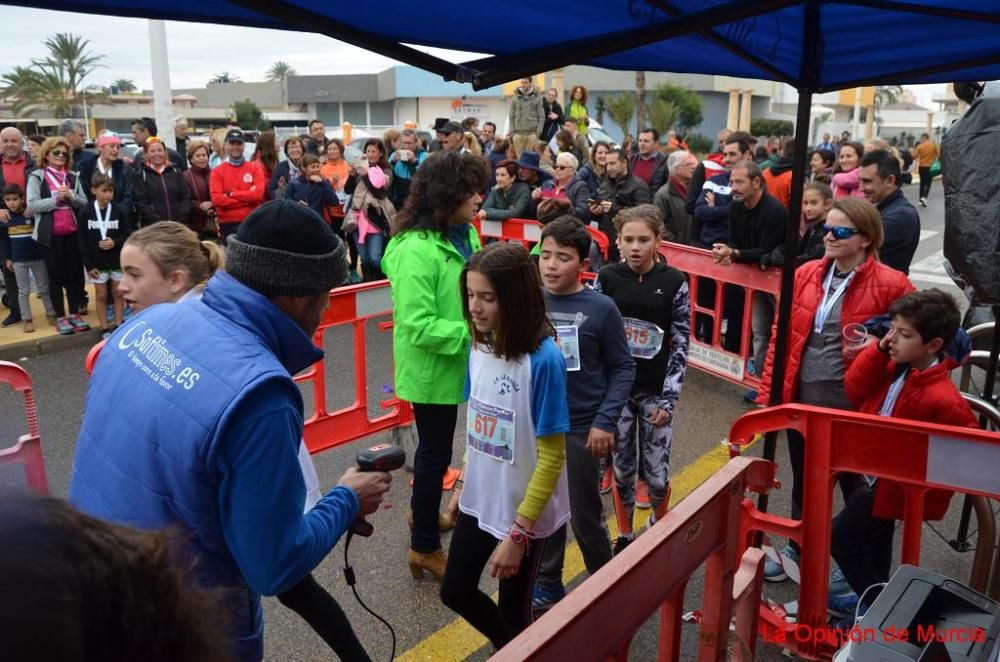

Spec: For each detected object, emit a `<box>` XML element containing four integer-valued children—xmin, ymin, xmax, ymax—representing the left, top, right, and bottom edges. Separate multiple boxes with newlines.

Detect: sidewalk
<box><xmin>0</xmin><ymin>283</ymin><xmax>107</xmax><ymax>360</ymax></box>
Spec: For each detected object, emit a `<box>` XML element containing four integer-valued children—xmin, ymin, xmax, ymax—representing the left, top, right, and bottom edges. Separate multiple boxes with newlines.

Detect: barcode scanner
<box><xmin>350</xmin><ymin>444</ymin><xmax>406</xmax><ymax>536</ymax></box>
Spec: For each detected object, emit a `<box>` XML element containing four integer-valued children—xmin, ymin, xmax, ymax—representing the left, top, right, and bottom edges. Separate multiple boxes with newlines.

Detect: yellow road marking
<box><xmin>398</xmin><ymin>438</ymin><xmax>758</xmax><ymax>661</ymax></box>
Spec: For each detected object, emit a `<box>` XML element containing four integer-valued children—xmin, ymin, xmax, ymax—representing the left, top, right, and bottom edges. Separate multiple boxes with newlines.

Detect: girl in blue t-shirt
<box><xmin>440</xmin><ymin>242</ymin><xmax>570</xmax><ymax>649</ymax></box>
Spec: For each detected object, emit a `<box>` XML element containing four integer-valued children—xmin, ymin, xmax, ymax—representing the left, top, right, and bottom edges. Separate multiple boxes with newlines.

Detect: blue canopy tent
<box><xmin>8</xmin><ymin>0</ymin><xmax>999</xmax><ymax>471</ymax></box>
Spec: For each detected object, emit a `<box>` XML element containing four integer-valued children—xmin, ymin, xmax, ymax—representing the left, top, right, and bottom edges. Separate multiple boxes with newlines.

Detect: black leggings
<box><xmin>440</xmin><ymin>512</ymin><xmax>545</xmax><ymax>650</ymax></box>
<box><xmin>410</xmin><ymin>403</ymin><xmax>458</xmax><ymax>553</ymax></box>
<box><xmin>40</xmin><ymin>233</ymin><xmax>85</xmax><ymax>318</ymax></box>
<box><xmin>918</xmin><ymin>166</ymin><xmax>933</xmax><ymax>200</ymax></box>
<box><xmin>277</xmin><ymin>573</ymin><xmax>371</xmax><ymax>661</ymax></box>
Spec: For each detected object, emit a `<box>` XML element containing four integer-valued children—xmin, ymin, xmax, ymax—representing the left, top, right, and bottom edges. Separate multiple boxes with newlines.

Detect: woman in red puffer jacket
<box><xmin>756</xmin><ymin>197</ymin><xmax>914</xmax><ymax>573</ymax></box>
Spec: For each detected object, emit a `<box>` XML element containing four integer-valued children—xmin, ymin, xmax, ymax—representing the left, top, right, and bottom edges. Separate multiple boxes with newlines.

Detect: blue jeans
<box><xmin>354</xmin><ymin>229</ymin><xmax>385</xmax><ymax>272</ymax></box>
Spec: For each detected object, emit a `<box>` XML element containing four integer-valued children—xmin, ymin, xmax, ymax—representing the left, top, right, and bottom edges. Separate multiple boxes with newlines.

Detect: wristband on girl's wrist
<box><xmin>454</xmin><ymin>478</ymin><xmax>464</xmax><ymax>488</ymax></box>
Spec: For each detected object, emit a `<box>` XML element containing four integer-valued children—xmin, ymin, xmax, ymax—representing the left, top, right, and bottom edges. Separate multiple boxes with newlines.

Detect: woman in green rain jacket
<box><xmin>382</xmin><ymin>150</ymin><xmax>487</xmax><ymax>580</ymax></box>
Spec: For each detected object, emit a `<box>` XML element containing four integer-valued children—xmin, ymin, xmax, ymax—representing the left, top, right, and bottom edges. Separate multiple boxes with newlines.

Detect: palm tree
<box><xmin>873</xmin><ymin>84</ymin><xmax>904</xmax><ymax>128</ymax></box>
<box><xmin>211</xmin><ymin>71</ymin><xmax>241</xmax><ymax>84</ymax></box>
<box><xmin>0</xmin><ymin>33</ymin><xmax>105</xmax><ymax>116</ymax></box>
<box><xmin>635</xmin><ymin>71</ymin><xmax>647</xmax><ymax>131</ymax></box>
<box><xmin>267</xmin><ymin>61</ymin><xmax>297</xmax><ymax>81</ymax></box>
<box><xmin>647</xmin><ymin>99</ymin><xmax>679</xmax><ymax>139</ymax></box>
<box><xmin>605</xmin><ymin>93</ymin><xmax>636</xmax><ymax>139</ymax></box>
<box><xmin>113</xmin><ymin>78</ymin><xmax>136</xmax><ymax>93</ymax></box>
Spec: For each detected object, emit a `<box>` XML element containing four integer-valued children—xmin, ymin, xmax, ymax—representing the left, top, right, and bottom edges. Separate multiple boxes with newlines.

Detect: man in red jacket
<box><xmin>209</xmin><ymin>129</ymin><xmax>265</xmax><ymax>242</ymax></box>
<box><xmin>830</xmin><ymin>289</ymin><xmax>977</xmax><ymax>621</ymax></box>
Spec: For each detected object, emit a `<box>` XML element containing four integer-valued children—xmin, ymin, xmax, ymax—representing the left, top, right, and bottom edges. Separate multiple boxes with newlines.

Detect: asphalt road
<box><xmin>0</xmin><ymin>184</ymin><xmax>986</xmax><ymax>661</ymax></box>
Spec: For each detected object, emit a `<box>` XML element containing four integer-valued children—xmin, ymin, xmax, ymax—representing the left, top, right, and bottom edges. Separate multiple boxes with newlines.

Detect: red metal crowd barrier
<box><xmin>728</xmin><ymin>404</ymin><xmax>1000</xmax><ymax>660</ymax></box>
<box><xmin>0</xmin><ymin>361</ymin><xmax>48</xmax><ymax>494</ymax></box>
<box><xmin>658</xmin><ymin>242</ymin><xmax>781</xmax><ymax>390</ymax></box>
<box><xmin>471</xmin><ymin>216</ymin><xmax>781</xmax><ymax>390</ymax></box>
<box><xmin>495</xmin><ymin>455</ymin><xmax>772</xmax><ymax>661</ymax></box>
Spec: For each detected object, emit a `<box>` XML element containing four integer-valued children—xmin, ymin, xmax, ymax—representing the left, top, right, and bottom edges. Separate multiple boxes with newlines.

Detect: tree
<box><xmin>211</xmin><ymin>71</ymin><xmax>241</xmax><ymax>84</ymax></box>
<box><xmin>0</xmin><ymin>33</ymin><xmax>105</xmax><ymax>116</ymax></box>
<box><xmin>234</xmin><ymin>98</ymin><xmax>270</xmax><ymax>130</ymax></box>
<box><xmin>267</xmin><ymin>61</ymin><xmax>297</xmax><ymax>81</ymax></box>
<box><xmin>647</xmin><ymin>98</ymin><xmax>679</xmax><ymax>138</ymax></box>
<box><xmin>873</xmin><ymin>84</ymin><xmax>904</xmax><ymax>127</ymax></box>
<box><xmin>605</xmin><ymin>93</ymin><xmax>635</xmax><ymax>139</ymax></box>
<box><xmin>654</xmin><ymin>83</ymin><xmax>703</xmax><ymax>134</ymax></box>
<box><xmin>113</xmin><ymin>78</ymin><xmax>136</xmax><ymax>93</ymax></box>
<box><xmin>635</xmin><ymin>71</ymin><xmax>647</xmax><ymax>131</ymax></box>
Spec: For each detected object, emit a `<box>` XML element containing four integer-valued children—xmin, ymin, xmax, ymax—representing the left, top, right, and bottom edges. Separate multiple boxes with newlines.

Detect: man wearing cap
<box><xmin>514</xmin><ymin>151</ymin><xmax>552</xmax><ymax>194</ymax></box>
<box><xmin>69</xmin><ymin>200</ymin><xmax>392</xmax><ymax>661</ymax></box>
<box><xmin>437</xmin><ymin>121</ymin><xmax>466</xmax><ymax>152</ymax></box>
<box><xmin>210</xmin><ymin>128</ymin><xmax>267</xmax><ymax>241</ymax></box>
<box><xmin>79</xmin><ymin>132</ymin><xmax>134</xmax><ymax>211</ymax></box>
<box><xmin>508</xmin><ymin>77</ymin><xmax>545</xmax><ymax>157</ymax></box>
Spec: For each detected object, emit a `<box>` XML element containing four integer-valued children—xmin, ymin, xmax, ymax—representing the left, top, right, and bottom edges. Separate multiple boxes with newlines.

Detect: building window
<box><xmin>315</xmin><ymin>103</ymin><xmax>340</xmax><ymax>126</ymax></box>
<box><xmin>369</xmin><ymin>100</ymin><xmax>394</xmax><ymax>127</ymax></box>
<box><xmin>342</xmin><ymin>102</ymin><xmax>367</xmax><ymax>125</ymax></box>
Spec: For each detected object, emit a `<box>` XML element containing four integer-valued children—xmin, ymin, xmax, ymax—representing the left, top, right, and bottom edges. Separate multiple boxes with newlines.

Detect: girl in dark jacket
<box><xmin>182</xmin><ymin>142</ymin><xmax>217</xmax><ymax>240</ymax></box>
<box><xmin>134</xmin><ymin>137</ymin><xmax>190</xmax><ymax>228</ymax></box>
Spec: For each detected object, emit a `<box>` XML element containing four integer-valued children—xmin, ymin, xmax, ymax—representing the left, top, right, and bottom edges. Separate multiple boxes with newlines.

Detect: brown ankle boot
<box><xmin>408</xmin><ymin>548</ymin><xmax>447</xmax><ymax>580</ymax></box>
<box><xmin>407</xmin><ymin>510</ymin><xmax>456</xmax><ymax>532</ymax></box>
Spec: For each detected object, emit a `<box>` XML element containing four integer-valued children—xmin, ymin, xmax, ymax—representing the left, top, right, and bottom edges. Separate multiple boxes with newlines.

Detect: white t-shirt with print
<box><xmin>459</xmin><ymin>338</ymin><xmax>571</xmax><ymax>540</ymax></box>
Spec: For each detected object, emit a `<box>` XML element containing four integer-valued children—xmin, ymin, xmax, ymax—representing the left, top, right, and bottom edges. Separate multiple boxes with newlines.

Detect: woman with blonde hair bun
<box><xmin>117</xmin><ymin>221</ymin><xmax>224</xmax><ymax>312</ymax></box>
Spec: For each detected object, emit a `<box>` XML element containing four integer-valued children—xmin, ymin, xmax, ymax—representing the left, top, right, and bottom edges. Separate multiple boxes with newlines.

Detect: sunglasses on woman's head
<box><xmin>822</xmin><ymin>224</ymin><xmax>860</xmax><ymax>240</ymax></box>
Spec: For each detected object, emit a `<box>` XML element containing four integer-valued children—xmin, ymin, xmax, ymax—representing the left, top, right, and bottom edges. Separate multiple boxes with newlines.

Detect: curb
<box><xmin>0</xmin><ymin>329</ymin><xmax>99</xmax><ymax>362</ymax></box>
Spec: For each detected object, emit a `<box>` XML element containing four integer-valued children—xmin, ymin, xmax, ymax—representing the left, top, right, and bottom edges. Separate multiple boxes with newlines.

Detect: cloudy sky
<box><xmin>2</xmin><ymin>6</ymin><xmax>944</xmax><ymax>104</ymax></box>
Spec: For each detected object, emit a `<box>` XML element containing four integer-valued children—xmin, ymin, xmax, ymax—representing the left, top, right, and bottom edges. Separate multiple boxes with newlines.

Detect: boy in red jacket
<box><xmin>831</xmin><ymin>289</ymin><xmax>977</xmax><ymax>618</ymax></box>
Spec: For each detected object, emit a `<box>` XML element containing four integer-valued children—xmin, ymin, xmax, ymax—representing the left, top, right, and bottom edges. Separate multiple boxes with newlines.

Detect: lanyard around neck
<box><xmin>93</xmin><ymin>201</ymin><xmax>112</xmax><ymax>240</ymax></box>
<box><xmin>814</xmin><ymin>264</ymin><xmax>855</xmax><ymax>333</ymax></box>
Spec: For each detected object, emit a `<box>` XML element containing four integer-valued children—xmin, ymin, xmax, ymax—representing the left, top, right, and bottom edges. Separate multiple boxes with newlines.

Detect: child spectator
<box><xmin>284</xmin><ymin>154</ymin><xmax>339</xmax><ymax>219</ymax></box>
<box><xmin>78</xmin><ymin>174</ymin><xmax>132</xmax><ymax>337</ymax></box>
<box><xmin>832</xmin><ymin>289</ymin><xmax>978</xmax><ymax>619</ymax></box>
<box><xmin>763</xmin><ymin>181</ymin><xmax>832</xmax><ymax>269</ymax></box>
<box><xmin>831</xmin><ymin>141</ymin><xmax>866</xmax><ymax>200</ymax></box>
<box><xmin>532</xmin><ymin>217</ymin><xmax>635</xmax><ymax>611</ymax></box>
<box><xmin>440</xmin><ymin>242</ymin><xmax>569</xmax><ymax>650</ymax></box>
<box><xmin>596</xmin><ymin>204</ymin><xmax>691</xmax><ymax>551</ymax></box>
<box><xmin>0</xmin><ymin>184</ymin><xmax>56</xmax><ymax>333</ymax></box>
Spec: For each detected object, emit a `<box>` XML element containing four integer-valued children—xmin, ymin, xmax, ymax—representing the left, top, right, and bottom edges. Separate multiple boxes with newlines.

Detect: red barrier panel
<box><xmin>0</xmin><ymin>361</ymin><xmax>48</xmax><ymax>494</ymax></box>
<box><xmin>470</xmin><ymin>216</ymin><xmax>782</xmax><ymax>389</ymax></box>
<box><xmin>0</xmin><ymin>360</ymin><xmax>39</xmax><ymax>439</ymax></box>
<box><xmin>298</xmin><ymin>280</ymin><xmax>413</xmax><ymax>454</ymax></box>
<box><xmin>83</xmin><ymin>283</ymin><xmax>412</xmax><ymax>456</ymax></box>
<box><xmin>728</xmin><ymin>404</ymin><xmax>1000</xmax><ymax>660</ymax></box>
<box><xmin>494</xmin><ymin>456</ymin><xmax>773</xmax><ymax>661</ymax></box>
<box><xmin>658</xmin><ymin>242</ymin><xmax>781</xmax><ymax>389</ymax></box>
<box><xmin>471</xmin><ymin>216</ymin><xmax>610</xmax><ymax>259</ymax></box>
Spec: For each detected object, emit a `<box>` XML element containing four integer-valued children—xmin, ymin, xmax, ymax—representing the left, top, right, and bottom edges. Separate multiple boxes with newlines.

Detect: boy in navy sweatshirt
<box><xmin>533</xmin><ymin>216</ymin><xmax>635</xmax><ymax>610</ymax></box>
<box><xmin>1</xmin><ymin>184</ymin><xmax>56</xmax><ymax>333</ymax></box>
<box><xmin>283</xmin><ymin>154</ymin><xmax>339</xmax><ymax>219</ymax></box>
<box><xmin>78</xmin><ymin>174</ymin><xmax>131</xmax><ymax>336</ymax></box>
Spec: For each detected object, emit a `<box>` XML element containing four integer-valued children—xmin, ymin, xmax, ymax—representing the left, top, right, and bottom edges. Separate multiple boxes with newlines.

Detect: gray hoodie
<box><xmin>509</xmin><ymin>86</ymin><xmax>546</xmax><ymax>137</ymax></box>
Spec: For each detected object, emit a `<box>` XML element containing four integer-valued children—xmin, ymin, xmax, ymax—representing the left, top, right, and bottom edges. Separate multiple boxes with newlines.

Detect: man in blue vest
<box><xmin>69</xmin><ymin>200</ymin><xmax>391</xmax><ymax>660</ymax></box>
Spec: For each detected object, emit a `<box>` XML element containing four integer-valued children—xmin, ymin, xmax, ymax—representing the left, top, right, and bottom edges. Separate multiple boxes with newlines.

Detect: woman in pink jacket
<box><xmin>831</xmin><ymin>141</ymin><xmax>866</xmax><ymax>200</ymax></box>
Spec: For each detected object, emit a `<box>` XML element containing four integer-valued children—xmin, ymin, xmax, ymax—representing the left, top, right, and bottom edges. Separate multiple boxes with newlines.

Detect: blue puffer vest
<box><xmin>69</xmin><ymin>271</ymin><xmax>323</xmax><ymax>661</ymax></box>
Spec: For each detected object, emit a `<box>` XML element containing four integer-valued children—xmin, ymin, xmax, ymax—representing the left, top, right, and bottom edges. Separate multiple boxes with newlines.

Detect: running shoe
<box><xmin>764</xmin><ymin>546</ymin><xmax>800</xmax><ymax>583</ymax></box>
<box><xmin>743</xmin><ymin>389</ymin><xmax>758</xmax><ymax>403</ymax></box>
<box><xmin>69</xmin><ymin>314</ymin><xmax>91</xmax><ymax>332</ymax></box>
<box><xmin>532</xmin><ymin>583</ymin><xmax>566</xmax><ymax>611</ymax></box>
<box><xmin>56</xmin><ymin>317</ymin><xmax>74</xmax><ymax>335</ymax></box>
<box><xmin>636</xmin><ymin>479</ymin><xmax>651</xmax><ymax>509</ymax></box>
<box><xmin>1</xmin><ymin>312</ymin><xmax>21</xmax><ymax>328</ymax></box>
<box><xmin>600</xmin><ymin>466</ymin><xmax>613</xmax><ymax>494</ymax></box>
<box><xmin>829</xmin><ymin>566</ymin><xmax>852</xmax><ymax>596</ymax></box>
<box><xmin>828</xmin><ymin>591</ymin><xmax>860</xmax><ymax>619</ymax></box>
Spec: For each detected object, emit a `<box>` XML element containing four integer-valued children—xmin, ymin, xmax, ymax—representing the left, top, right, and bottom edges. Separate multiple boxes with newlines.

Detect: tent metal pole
<box><xmin>755</xmin><ymin>0</ymin><xmax>820</xmax><ymax>524</ymax></box>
